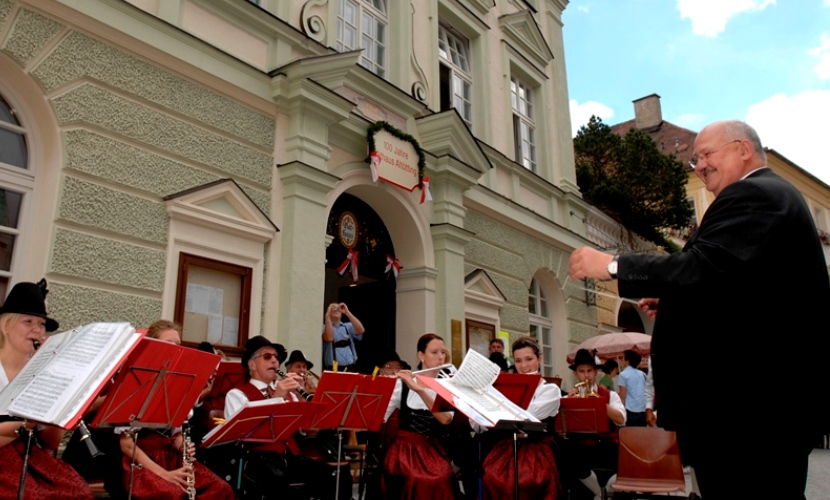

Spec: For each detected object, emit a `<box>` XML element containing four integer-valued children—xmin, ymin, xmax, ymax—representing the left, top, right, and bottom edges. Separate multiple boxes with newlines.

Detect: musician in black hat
<box><xmin>0</xmin><ymin>281</ymin><xmax>93</xmax><ymax>498</ymax></box>
<box><xmin>561</xmin><ymin>348</ymin><xmax>625</xmax><ymax>500</ymax></box>
<box><xmin>284</xmin><ymin>349</ymin><xmax>317</xmax><ymax>399</ymax></box>
<box><xmin>224</xmin><ymin>335</ymin><xmax>300</xmax><ymax>416</ymax></box>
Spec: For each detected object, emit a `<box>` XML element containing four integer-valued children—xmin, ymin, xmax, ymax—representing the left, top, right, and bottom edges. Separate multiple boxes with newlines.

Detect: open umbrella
<box><xmin>566</xmin><ymin>331</ymin><xmax>652</xmax><ymax>364</ymax></box>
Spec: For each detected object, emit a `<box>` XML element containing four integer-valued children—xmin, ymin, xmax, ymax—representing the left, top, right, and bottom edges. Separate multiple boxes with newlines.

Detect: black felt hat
<box><xmin>241</xmin><ymin>335</ymin><xmax>287</xmax><ymax>370</ymax></box>
<box><xmin>285</xmin><ymin>350</ymin><xmax>314</xmax><ymax>371</ymax></box>
<box><xmin>0</xmin><ymin>282</ymin><xmax>59</xmax><ymax>332</ymax></box>
<box><xmin>569</xmin><ymin>348</ymin><xmax>602</xmax><ymax>371</ymax></box>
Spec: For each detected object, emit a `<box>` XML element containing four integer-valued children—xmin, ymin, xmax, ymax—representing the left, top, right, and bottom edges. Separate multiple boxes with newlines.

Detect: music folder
<box><xmin>493</xmin><ymin>372</ymin><xmax>541</xmax><ymax>410</ymax></box>
<box><xmin>556</xmin><ymin>396</ymin><xmax>610</xmax><ymax>434</ymax></box>
<box><xmin>204</xmin><ymin>361</ymin><xmax>247</xmax><ymax>411</ymax></box>
<box><xmin>91</xmin><ymin>337</ymin><xmax>220</xmax><ymax>429</ymax></box>
<box><xmin>310</xmin><ymin>371</ymin><xmax>396</xmax><ymax>432</ymax></box>
<box><xmin>201</xmin><ymin>400</ymin><xmax>326</xmax><ymax>447</ymax></box>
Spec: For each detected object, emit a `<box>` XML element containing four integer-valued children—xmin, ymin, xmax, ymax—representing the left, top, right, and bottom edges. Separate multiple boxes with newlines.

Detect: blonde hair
<box><xmin>0</xmin><ymin>313</ymin><xmax>24</xmax><ymax>349</ymax></box>
<box><xmin>146</xmin><ymin>319</ymin><xmax>182</xmax><ymax>339</ymax></box>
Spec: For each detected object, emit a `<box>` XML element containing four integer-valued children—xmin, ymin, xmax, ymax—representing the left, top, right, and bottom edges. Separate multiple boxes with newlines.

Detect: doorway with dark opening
<box><xmin>324</xmin><ymin>193</ymin><xmax>396</xmax><ymax>373</ymax></box>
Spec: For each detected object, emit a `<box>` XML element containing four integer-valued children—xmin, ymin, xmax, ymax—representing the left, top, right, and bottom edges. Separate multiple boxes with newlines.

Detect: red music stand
<box><xmin>310</xmin><ymin>371</ymin><xmax>396</xmax><ymax>500</ymax></box>
<box><xmin>204</xmin><ymin>361</ymin><xmax>247</xmax><ymax>412</ymax></box>
<box><xmin>202</xmin><ymin>400</ymin><xmax>327</xmax><ymax>447</ymax></box>
<box><xmin>493</xmin><ymin>372</ymin><xmax>541</xmax><ymax>410</ymax></box>
<box><xmin>90</xmin><ymin>337</ymin><xmax>220</xmax><ymax>500</ymax></box>
<box><xmin>556</xmin><ymin>396</ymin><xmax>610</xmax><ymax>434</ymax></box>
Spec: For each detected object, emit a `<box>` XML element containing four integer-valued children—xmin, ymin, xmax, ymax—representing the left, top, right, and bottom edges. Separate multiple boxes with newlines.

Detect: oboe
<box><xmin>182</xmin><ymin>422</ymin><xmax>196</xmax><ymax>500</ymax></box>
<box><xmin>276</xmin><ymin>369</ymin><xmax>313</xmax><ymax>401</ymax></box>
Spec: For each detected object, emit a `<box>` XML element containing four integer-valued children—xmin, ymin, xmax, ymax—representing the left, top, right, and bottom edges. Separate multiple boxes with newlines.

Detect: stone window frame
<box><xmin>528</xmin><ymin>276</ymin><xmax>554</xmax><ymax>376</ymax></box>
<box><xmin>0</xmin><ymin>93</ymin><xmax>30</xmax><ymax>299</ymax></box>
<box><xmin>438</xmin><ymin>23</ymin><xmax>473</xmax><ymax>126</ymax></box>
<box><xmin>511</xmin><ymin>75</ymin><xmax>537</xmax><ymax>173</ymax></box>
<box><xmin>336</xmin><ymin>0</ymin><xmax>388</xmax><ymax>78</ymax></box>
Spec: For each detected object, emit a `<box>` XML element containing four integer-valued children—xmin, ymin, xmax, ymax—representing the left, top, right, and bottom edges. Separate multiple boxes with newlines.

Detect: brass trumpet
<box><xmin>573</xmin><ymin>380</ymin><xmax>600</xmax><ymax>398</ymax></box>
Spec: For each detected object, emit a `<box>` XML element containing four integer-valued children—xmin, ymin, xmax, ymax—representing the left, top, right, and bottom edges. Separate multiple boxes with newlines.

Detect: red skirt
<box><xmin>0</xmin><ymin>440</ymin><xmax>92</xmax><ymax>500</ymax></box>
<box><xmin>382</xmin><ymin>430</ymin><xmax>456</xmax><ymax>500</ymax></box>
<box><xmin>482</xmin><ymin>436</ymin><xmax>561</xmax><ymax>500</ymax></box>
<box><xmin>120</xmin><ymin>433</ymin><xmax>233</xmax><ymax>500</ymax></box>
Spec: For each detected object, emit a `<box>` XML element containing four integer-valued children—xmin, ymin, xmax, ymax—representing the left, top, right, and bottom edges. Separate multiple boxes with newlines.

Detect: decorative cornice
<box><xmin>499</xmin><ymin>10</ymin><xmax>554</xmax><ymax>69</ymax></box>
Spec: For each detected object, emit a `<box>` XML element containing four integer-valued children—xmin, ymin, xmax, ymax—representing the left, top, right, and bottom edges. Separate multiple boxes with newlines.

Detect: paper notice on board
<box><xmin>222</xmin><ymin>317</ymin><xmax>238</xmax><ymax>346</ymax></box>
<box><xmin>186</xmin><ymin>284</ymin><xmax>210</xmax><ymax>315</ymax></box>
<box><xmin>207</xmin><ymin>314</ymin><xmax>223</xmax><ymax>343</ymax></box>
<box><xmin>208</xmin><ymin>288</ymin><xmax>224</xmax><ymax>316</ymax></box>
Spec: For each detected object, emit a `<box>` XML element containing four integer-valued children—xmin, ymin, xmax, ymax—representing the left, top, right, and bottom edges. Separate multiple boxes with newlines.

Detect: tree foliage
<box><xmin>574</xmin><ymin>116</ymin><xmax>692</xmax><ymax>251</ymax></box>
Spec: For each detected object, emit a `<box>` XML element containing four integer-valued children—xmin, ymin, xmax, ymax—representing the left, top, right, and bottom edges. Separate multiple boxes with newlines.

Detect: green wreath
<box><xmin>367</xmin><ymin>121</ymin><xmax>426</xmax><ymax>186</ymax></box>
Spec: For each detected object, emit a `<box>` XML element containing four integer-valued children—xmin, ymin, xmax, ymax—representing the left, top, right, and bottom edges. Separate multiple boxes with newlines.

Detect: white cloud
<box><xmin>746</xmin><ymin>90</ymin><xmax>830</xmax><ymax>184</ymax></box>
<box><xmin>569</xmin><ymin>99</ymin><xmax>615</xmax><ymax>137</ymax></box>
<box><xmin>576</xmin><ymin>5</ymin><xmax>590</xmax><ymax>14</ymax></box>
<box><xmin>677</xmin><ymin>0</ymin><xmax>776</xmax><ymax>38</ymax></box>
<box><xmin>809</xmin><ymin>33</ymin><xmax>830</xmax><ymax>80</ymax></box>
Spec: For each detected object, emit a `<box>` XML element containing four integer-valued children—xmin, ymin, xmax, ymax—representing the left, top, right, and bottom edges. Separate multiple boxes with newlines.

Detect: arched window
<box><xmin>528</xmin><ymin>277</ymin><xmax>554</xmax><ymax>376</ymax></box>
<box><xmin>0</xmin><ymin>93</ymin><xmax>30</xmax><ymax>298</ymax></box>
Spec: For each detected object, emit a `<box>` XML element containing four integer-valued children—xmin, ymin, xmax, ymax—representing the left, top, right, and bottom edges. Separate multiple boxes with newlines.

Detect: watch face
<box><xmin>608</xmin><ymin>260</ymin><xmax>618</xmax><ymax>275</ymax></box>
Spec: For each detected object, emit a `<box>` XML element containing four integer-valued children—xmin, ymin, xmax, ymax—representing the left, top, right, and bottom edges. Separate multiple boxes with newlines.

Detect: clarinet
<box><xmin>276</xmin><ymin>370</ymin><xmax>313</xmax><ymax>401</ymax></box>
<box><xmin>182</xmin><ymin>422</ymin><xmax>196</xmax><ymax>500</ymax></box>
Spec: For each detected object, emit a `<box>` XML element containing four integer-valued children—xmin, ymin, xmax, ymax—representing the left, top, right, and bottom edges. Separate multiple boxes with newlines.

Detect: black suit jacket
<box><xmin>618</xmin><ymin>168</ymin><xmax>830</xmax><ymax>434</ymax></box>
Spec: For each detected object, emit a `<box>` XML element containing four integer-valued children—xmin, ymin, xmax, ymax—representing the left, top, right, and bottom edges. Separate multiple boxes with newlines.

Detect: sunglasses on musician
<box><xmin>254</xmin><ymin>352</ymin><xmax>279</xmax><ymax>361</ymax></box>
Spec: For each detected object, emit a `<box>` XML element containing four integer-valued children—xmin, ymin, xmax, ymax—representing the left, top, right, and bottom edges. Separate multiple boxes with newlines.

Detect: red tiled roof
<box><xmin>611</xmin><ymin>119</ymin><xmax>698</xmax><ymax>171</ymax></box>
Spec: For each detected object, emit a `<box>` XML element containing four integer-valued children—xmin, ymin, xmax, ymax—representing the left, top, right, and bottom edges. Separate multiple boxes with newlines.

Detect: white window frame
<box><xmin>528</xmin><ymin>277</ymin><xmax>554</xmax><ymax>377</ymax></box>
<box><xmin>337</xmin><ymin>0</ymin><xmax>387</xmax><ymax>78</ymax></box>
<box><xmin>0</xmin><ymin>93</ymin><xmax>33</xmax><ymax>298</ymax></box>
<box><xmin>438</xmin><ymin>24</ymin><xmax>472</xmax><ymax>126</ymax></box>
<box><xmin>511</xmin><ymin>76</ymin><xmax>536</xmax><ymax>172</ymax></box>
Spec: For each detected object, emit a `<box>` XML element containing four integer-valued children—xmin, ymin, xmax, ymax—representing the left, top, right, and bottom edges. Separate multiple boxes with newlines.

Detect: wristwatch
<box><xmin>606</xmin><ymin>255</ymin><xmax>619</xmax><ymax>279</ymax></box>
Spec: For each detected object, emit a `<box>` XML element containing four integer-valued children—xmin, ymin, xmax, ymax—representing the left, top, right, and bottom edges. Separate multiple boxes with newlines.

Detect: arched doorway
<box><xmin>324</xmin><ymin>193</ymin><xmax>396</xmax><ymax>373</ymax></box>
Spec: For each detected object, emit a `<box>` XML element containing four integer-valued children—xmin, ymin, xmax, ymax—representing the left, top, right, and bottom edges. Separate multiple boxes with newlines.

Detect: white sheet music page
<box><xmin>5</xmin><ymin>322</ymin><xmax>137</xmax><ymax>427</ymax></box>
<box><xmin>450</xmin><ymin>349</ymin><xmax>500</xmax><ymax>390</ymax></box>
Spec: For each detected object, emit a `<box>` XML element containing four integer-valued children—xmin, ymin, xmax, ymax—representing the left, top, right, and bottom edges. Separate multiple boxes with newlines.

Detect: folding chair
<box><xmin>607</xmin><ymin>427</ymin><xmax>687</xmax><ymax>499</ymax></box>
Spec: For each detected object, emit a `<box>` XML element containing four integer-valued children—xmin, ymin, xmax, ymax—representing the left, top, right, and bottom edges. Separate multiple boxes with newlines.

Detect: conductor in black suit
<box><xmin>569</xmin><ymin>120</ymin><xmax>830</xmax><ymax>499</ymax></box>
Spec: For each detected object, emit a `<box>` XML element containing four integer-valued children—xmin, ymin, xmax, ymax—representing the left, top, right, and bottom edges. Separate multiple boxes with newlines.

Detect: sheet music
<box><xmin>451</xmin><ymin>349</ymin><xmax>500</xmax><ymax>391</ymax></box>
<box><xmin>3</xmin><ymin>323</ymin><xmax>137</xmax><ymax>427</ymax></box>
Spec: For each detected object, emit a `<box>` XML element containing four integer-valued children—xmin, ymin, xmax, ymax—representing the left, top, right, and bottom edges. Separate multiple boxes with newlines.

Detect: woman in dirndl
<box><xmin>479</xmin><ymin>335</ymin><xmax>563</xmax><ymax>499</ymax></box>
<box><xmin>0</xmin><ymin>281</ymin><xmax>93</xmax><ymax>500</ymax></box>
<box><xmin>382</xmin><ymin>333</ymin><xmax>459</xmax><ymax>499</ymax></box>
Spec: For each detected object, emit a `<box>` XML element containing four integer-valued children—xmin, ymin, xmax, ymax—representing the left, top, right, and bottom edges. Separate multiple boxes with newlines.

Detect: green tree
<box><xmin>574</xmin><ymin>116</ymin><xmax>692</xmax><ymax>251</ymax></box>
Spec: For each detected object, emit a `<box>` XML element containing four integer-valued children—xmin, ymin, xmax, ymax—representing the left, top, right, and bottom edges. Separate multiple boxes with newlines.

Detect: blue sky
<box><xmin>563</xmin><ymin>0</ymin><xmax>830</xmax><ymax>184</ymax></box>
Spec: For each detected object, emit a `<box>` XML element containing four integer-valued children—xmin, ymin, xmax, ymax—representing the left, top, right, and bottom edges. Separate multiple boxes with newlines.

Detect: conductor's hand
<box><xmin>161</xmin><ymin>466</ymin><xmax>193</xmax><ymax>490</ymax></box>
<box><xmin>638</xmin><ymin>298</ymin><xmax>659</xmax><ymax>320</ymax></box>
<box><xmin>569</xmin><ymin>247</ymin><xmax>614</xmax><ymax>280</ymax></box>
<box><xmin>272</xmin><ymin>372</ymin><xmax>303</xmax><ymax>398</ymax></box>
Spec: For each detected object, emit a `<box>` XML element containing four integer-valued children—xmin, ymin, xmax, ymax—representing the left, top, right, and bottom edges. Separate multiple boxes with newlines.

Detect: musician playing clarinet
<box><xmin>382</xmin><ymin>333</ymin><xmax>459</xmax><ymax>499</ymax></box>
<box><xmin>115</xmin><ymin>320</ymin><xmax>233</xmax><ymax>500</ymax></box>
<box><xmin>0</xmin><ymin>282</ymin><xmax>93</xmax><ymax>498</ymax></box>
<box><xmin>478</xmin><ymin>336</ymin><xmax>563</xmax><ymax>499</ymax></box>
<box><xmin>224</xmin><ymin>335</ymin><xmax>347</xmax><ymax>499</ymax></box>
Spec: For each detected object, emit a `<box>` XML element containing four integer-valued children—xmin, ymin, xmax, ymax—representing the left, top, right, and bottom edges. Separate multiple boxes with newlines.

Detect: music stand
<box><xmin>310</xmin><ymin>372</ymin><xmax>396</xmax><ymax>500</ymax></box>
<box><xmin>91</xmin><ymin>337</ymin><xmax>219</xmax><ymax>499</ymax></box>
<box><xmin>204</xmin><ymin>361</ymin><xmax>247</xmax><ymax>412</ymax></box>
<box><xmin>556</xmin><ymin>397</ymin><xmax>610</xmax><ymax>435</ymax></box>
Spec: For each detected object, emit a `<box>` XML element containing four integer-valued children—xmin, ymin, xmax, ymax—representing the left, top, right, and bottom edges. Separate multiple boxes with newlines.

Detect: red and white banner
<box><xmin>336</xmin><ymin>249</ymin><xmax>359</xmax><ymax>283</ymax></box>
<box><xmin>385</xmin><ymin>255</ymin><xmax>401</xmax><ymax>278</ymax></box>
<box><xmin>420</xmin><ymin>176</ymin><xmax>432</xmax><ymax>204</ymax></box>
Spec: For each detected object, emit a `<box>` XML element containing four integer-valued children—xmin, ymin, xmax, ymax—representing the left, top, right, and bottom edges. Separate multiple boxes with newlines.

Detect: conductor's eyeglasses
<box><xmin>254</xmin><ymin>352</ymin><xmax>278</xmax><ymax>361</ymax></box>
<box><xmin>689</xmin><ymin>140</ymin><xmax>741</xmax><ymax>168</ymax></box>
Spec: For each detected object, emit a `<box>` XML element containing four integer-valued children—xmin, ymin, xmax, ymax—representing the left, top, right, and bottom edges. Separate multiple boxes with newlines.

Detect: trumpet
<box><xmin>573</xmin><ymin>380</ymin><xmax>600</xmax><ymax>398</ymax></box>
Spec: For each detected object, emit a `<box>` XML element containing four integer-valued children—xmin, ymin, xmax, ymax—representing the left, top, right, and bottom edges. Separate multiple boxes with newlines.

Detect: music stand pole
<box><xmin>16</xmin><ymin>423</ymin><xmax>34</xmax><ymax>500</ymax></box>
<box><xmin>335</xmin><ymin>429</ymin><xmax>344</xmax><ymax>500</ymax></box>
<box><xmin>127</xmin><ymin>426</ymin><xmax>141</xmax><ymax>500</ymax></box>
<box><xmin>513</xmin><ymin>430</ymin><xmax>520</xmax><ymax>500</ymax></box>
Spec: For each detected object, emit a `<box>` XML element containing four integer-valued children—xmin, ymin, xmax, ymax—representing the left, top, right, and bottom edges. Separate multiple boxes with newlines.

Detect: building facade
<box><xmin>0</xmin><ymin>0</ymin><xmax>601</xmax><ymax>376</ymax></box>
